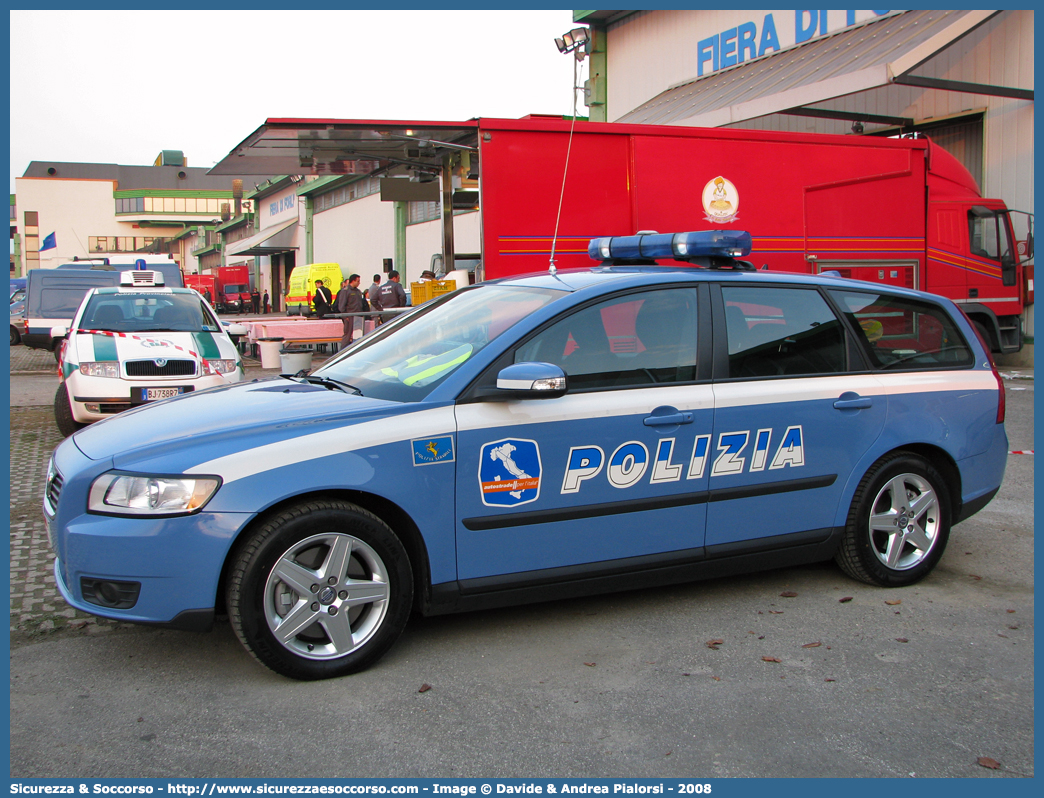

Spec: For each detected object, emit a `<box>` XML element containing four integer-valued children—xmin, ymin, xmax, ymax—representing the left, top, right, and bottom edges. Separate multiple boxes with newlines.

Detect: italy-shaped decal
<box><xmin>479</xmin><ymin>438</ymin><xmax>542</xmax><ymax>507</ymax></box>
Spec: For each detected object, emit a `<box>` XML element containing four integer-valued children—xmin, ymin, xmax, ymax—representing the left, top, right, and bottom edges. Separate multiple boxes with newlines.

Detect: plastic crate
<box><xmin>410</xmin><ymin>280</ymin><xmax>456</xmax><ymax>305</ymax></box>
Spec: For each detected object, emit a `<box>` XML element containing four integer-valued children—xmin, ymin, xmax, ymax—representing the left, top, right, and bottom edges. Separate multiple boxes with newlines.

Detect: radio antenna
<box><xmin>549</xmin><ymin>32</ymin><xmax>588</xmax><ymax>276</ymax></box>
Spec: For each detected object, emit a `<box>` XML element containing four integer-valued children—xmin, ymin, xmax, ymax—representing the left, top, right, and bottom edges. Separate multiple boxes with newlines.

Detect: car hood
<box><xmin>70</xmin><ymin>329</ymin><xmax>233</xmax><ymax>363</ymax></box>
<box><xmin>72</xmin><ymin>376</ymin><xmax>420</xmax><ymax>470</ymax></box>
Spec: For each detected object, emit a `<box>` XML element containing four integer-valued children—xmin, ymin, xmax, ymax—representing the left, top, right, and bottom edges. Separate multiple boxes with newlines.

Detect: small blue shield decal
<box><xmin>412</xmin><ymin>436</ymin><xmax>455</xmax><ymax>466</ymax></box>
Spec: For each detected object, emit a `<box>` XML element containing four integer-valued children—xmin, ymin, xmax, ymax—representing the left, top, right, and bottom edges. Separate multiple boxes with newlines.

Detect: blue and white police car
<box><xmin>43</xmin><ymin>231</ymin><xmax>1007</xmax><ymax>680</ymax></box>
<box><xmin>52</xmin><ymin>270</ymin><xmax>244</xmax><ymax>437</ymax></box>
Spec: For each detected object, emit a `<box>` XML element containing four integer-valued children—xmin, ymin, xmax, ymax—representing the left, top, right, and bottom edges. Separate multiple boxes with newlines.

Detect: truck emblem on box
<box><xmin>479</xmin><ymin>439</ymin><xmax>541</xmax><ymax>507</ymax></box>
<box><xmin>702</xmin><ymin>175</ymin><xmax>739</xmax><ymax>223</ymax></box>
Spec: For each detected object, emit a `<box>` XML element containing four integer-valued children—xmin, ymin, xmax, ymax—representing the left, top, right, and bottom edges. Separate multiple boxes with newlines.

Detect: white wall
<box><xmin>311</xmin><ymin>195</ymin><xmax>481</xmax><ymax>288</ymax></box>
<box><xmin>15</xmin><ymin>177</ymin><xmax>124</xmax><ymax>269</ymax></box>
<box><xmin>404</xmin><ymin>210</ymin><xmax>480</xmax><ymax>284</ymax></box>
<box><xmin>312</xmin><ymin>193</ymin><xmax>395</xmax><ymax>281</ymax></box>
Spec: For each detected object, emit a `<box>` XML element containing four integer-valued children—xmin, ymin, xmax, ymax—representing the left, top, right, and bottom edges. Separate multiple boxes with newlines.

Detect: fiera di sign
<box><xmin>695</xmin><ymin>9</ymin><xmax>898</xmax><ymax>77</ymax></box>
<box><xmin>262</xmin><ymin>186</ymin><xmax>297</xmax><ymax>227</ymax></box>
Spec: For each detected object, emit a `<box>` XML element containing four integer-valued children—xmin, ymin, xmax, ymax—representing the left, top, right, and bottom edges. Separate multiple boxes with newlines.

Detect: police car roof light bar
<box><xmin>588</xmin><ymin>230</ymin><xmax>753</xmax><ymax>264</ymax></box>
<box><xmin>119</xmin><ymin>270</ymin><xmax>165</xmax><ymax>287</ymax></box>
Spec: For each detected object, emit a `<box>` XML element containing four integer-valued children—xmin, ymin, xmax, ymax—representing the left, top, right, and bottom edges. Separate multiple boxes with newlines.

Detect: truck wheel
<box><xmin>54</xmin><ymin>382</ymin><xmax>85</xmax><ymax>437</ymax></box>
<box><xmin>10</xmin><ymin>325</ymin><xmax>20</xmax><ymax>346</ymax></box>
<box><xmin>973</xmin><ymin>320</ymin><xmax>995</xmax><ymax>354</ymax></box>
<box><xmin>52</xmin><ymin>339</ymin><xmax>63</xmax><ymax>362</ymax></box>
<box><xmin>227</xmin><ymin>499</ymin><xmax>413</xmax><ymax>680</ymax></box>
<box><xmin>835</xmin><ymin>452</ymin><xmax>951</xmax><ymax>587</ymax></box>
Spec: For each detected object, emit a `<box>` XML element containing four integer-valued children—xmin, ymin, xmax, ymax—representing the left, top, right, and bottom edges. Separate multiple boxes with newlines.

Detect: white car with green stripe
<box><xmin>53</xmin><ymin>271</ymin><xmax>244</xmax><ymax>436</ymax></box>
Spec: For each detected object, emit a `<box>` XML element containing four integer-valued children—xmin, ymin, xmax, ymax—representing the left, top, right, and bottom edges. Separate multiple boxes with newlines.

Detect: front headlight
<box><xmin>88</xmin><ymin>472</ymin><xmax>221</xmax><ymax>516</ymax></box>
<box><xmin>206</xmin><ymin>359</ymin><xmax>239</xmax><ymax>375</ymax></box>
<box><xmin>79</xmin><ymin>361</ymin><xmax>121</xmax><ymax>378</ymax></box>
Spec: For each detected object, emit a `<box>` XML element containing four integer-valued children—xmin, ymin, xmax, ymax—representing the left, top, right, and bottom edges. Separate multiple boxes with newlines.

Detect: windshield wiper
<box><xmin>285</xmin><ymin>374</ymin><xmax>363</xmax><ymax>395</ymax></box>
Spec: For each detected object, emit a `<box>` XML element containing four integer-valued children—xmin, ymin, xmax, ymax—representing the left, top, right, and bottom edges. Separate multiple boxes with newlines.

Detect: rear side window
<box><xmin>723</xmin><ymin>286</ymin><xmax>846</xmax><ymax>378</ymax></box>
<box><xmin>830</xmin><ymin>290</ymin><xmax>974</xmax><ymax>370</ymax></box>
<box><xmin>515</xmin><ymin>287</ymin><xmax>699</xmax><ymax>390</ymax></box>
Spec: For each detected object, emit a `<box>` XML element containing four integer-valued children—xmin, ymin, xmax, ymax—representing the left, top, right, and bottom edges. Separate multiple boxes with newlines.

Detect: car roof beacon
<box><xmin>119</xmin><ymin>270</ymin><xmax>165</xmax><ymax>288</ymax></box>
<box><xmin>588</xmin><ymin>229</ymin><xmax>754</xmax><ymax>268</ymax></box>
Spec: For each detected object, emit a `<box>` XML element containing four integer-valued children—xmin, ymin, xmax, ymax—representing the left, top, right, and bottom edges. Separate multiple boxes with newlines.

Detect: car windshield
<box><xmin>79</xmin><ymin>292</ymin><xmax>220</xmax><ymax>334</ymax></box>
<box><xmin>314</xmin><ymin>284</ymin><xmax>565</xmax><ymax>402</ymax></box>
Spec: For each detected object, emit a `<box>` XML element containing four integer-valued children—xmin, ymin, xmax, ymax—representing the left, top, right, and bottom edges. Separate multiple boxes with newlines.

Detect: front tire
<box><xmin>227</xmin><ymin>499</ymin><xmax>413</xmax><ymax>680</ymax></box>
<box><xmin>835</xmin><ymin>452</ymin><xmax>951</xmax><ymax>587</ymax></box>
<box><xmin>54</xmin><ymin>382</ymin><xmax>86</xmax><ymax>437</ymax></box>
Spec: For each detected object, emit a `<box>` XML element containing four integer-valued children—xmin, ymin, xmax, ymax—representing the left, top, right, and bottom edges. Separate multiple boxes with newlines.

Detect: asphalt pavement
<box><xmin>7</xmin><ymin>341</ymin><xmax>1034</xmax><ymax>779</ymax></box>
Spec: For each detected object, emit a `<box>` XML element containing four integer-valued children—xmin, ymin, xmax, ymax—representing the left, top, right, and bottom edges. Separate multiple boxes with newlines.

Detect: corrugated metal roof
<box><xmin>616</xmin><ymin>10</ymin><xmax>990</xmax><ymax>127</ymax></box>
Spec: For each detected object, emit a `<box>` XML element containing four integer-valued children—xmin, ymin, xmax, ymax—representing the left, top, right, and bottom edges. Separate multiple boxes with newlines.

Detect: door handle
<box><xmin>644</xmin><ymin>411</ymin><xmax>694</xmax><ymax>426</ymax></box>
<box><xmin>833</xmin><ymin>392</ymin><xmax>872</xmax><ymax>410</ymax></box>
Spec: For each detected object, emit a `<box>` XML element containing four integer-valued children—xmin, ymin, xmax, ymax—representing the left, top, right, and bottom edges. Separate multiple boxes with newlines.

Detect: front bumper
<box><xmin>47</xmin><ymin>483</ymin><xmax>252</xmax><ymax>627</ymax></box>
<box><xmin>67</xmin><ymin>373</ymin><xmax>239</xmax><ymax>422</ymax></box>
<box><xmin>45</xmin><ymin>438</ymin><xmax>253</xmax><ymax>626</ymax></box>
<box><xmin>53</xmin><ymin>559</ymin><xmax>217</xmax><ymax>631</ymax></box>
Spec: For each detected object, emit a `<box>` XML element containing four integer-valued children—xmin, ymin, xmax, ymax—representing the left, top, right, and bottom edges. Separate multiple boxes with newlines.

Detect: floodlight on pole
<box><xmin>555</xmin><ymin>26</ymin><xmax>590</xmax><ymax>60</ymax></box>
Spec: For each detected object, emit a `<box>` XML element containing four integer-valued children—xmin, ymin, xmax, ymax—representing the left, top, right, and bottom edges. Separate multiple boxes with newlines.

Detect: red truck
<box><xmin>476</xmin><ymin>118</ymin><xmax>1032</xmax><ymax>353</ymax></box>
<box><xmin>184</xmin><ymin>273</ymin><xmax>218</xmax><ymax>305</ymax></box>
<box><xmin>216</xmin><ymin>265</ymin><xmax>252</xmax><ymax>314</ymax></box>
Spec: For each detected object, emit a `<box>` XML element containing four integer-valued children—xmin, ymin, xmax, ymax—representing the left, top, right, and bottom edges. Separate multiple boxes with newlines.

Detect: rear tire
<box><xmin>227</xmin><ymin>499</ymin><xmax>413</xmax><ymax>680</ymax></box>
<box><xmin>973</xmin><ymin>320</ymin><xmax>994</xmax><ymax>354</ymax></box>
<box><xmin>10</xmin><ymin>325</ymin><xmax>20</xmax><ymax>346</ymax></box>
<box><xmin>835</xmin><ymin>452</ymin><xmax>951</xmax><ymax>587</ymax></box>
<box><xmin>54</xmin><ymin>382</ymin><xmax>86</xmax><ymax>437</ymax></box>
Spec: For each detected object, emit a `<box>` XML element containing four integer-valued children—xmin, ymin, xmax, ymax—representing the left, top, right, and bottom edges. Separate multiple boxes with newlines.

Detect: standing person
<box><xmin>367</xmin><ymin>273</ymin><xmax>384</xmax><ymax>325</ymax></box>
<box><xmin>262</xmin><ymin>289</ymin><xmax>270</xmax><ymax>314</ymax></box>
<box><xmin>333</xmin><ymin>278</ymin><xmax>349</xmax><ymax>315</ymax></box>
<box><xmin>377</xmin><ymin>270</ymin><xmax>407</xmax><ymax>325</ymax></box>
<box><xmin>313</xmin><ymin>279</ymin><xmax>333</xmax><ymax>318</ymax></box>
<box><xmin>203</xmin><ymin>287</ymin><xmax>212</xmax><ymax>304</ymax></box>
<box><xmin>338</xmin><ymin>274</ymin><xmax>366</xmax><ymax>348</ymax></box>
<box><xmin>251</xmin><ymin>289</ymin><xmax>261</xmax><ymax>314</ymax></box>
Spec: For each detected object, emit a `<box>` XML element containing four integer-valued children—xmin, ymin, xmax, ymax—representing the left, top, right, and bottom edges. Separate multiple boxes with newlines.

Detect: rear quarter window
<box><xmin>830</xmin><ymin>289</ymin><xmax>974</xmax><ymax>370</ymax></box>
<box><xmin>723</xmin><ymin>285</ymin><xmax>846</xmax><ymax>378</ymax></box>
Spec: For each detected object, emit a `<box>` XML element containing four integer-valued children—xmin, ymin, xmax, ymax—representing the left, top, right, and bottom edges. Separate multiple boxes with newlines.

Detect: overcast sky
<box><xmin>9</xmin><ymin>9</ymin><xmax>581</xmax><ymax>193</ymax></box>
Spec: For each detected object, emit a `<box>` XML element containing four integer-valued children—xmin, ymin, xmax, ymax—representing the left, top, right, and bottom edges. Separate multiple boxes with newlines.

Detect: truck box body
<box><xmin>475</xmin><ymin>118</ymin><xmax>1029</xmax><ymax>352</ymax></box>
<box><xmin>216</xmin><ymin>265</ymin><xmax>251</xmax><ymax>312</ymax></box>
<box><xmin>184</xmin><ymin>274</ymin><xmax>218</xmax><ymax>303</ymax></box>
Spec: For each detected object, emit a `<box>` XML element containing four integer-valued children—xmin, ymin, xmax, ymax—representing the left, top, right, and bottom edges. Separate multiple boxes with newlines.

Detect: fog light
<box><xmin>80</xmin><ymin>578</ymin><xmax>141</xmax><ymax>609</ymax></box>
<box><xmin>85</xmin><ymin>403</ymin><xmax>100</xmax><ymax>412</ymax></box>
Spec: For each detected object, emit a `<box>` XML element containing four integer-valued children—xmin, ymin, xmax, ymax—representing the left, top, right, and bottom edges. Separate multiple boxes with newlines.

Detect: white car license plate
<box><xmin>144</xmin><ymin>387</ymin><xmax>183</xmax><ymax>400</ymax></box>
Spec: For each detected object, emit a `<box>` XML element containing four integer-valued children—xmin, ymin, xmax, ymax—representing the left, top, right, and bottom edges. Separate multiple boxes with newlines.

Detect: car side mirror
<box><xmin>224</xmin><ymin>323</ymin><xmax>248</xmax><ymax>336</ymax></box>
<box><xmin>51</xmin><ymin>325</ymin><xmax>68</xmax><ymax>338</ymax></box>
<box><xmin>495</xmin><ymin>362</ymin><xmax>567</xmax><ymax>398</ymax></box>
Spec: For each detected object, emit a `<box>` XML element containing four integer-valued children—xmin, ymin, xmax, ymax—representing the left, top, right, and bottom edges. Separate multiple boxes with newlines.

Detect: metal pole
<box><xmin>441</xmin><ymin>154</ymin><xmax>455</xmax><ymax>276</ymax></box>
